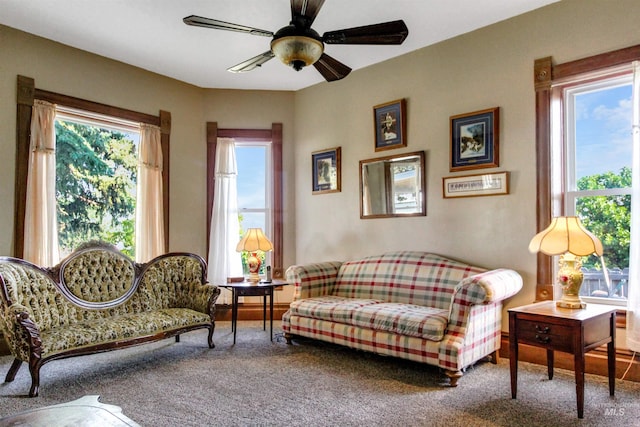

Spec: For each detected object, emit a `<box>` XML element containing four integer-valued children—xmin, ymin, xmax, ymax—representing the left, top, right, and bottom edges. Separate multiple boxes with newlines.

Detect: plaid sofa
<box><xmin>0</xmin><ymin>242</ymin><xmax>220</xmax><ymax>397</ymax></box>
<box><xmin>282</xmin><ymin>251</ymin><xmax>522</xmax><ymax>386</ymax></box>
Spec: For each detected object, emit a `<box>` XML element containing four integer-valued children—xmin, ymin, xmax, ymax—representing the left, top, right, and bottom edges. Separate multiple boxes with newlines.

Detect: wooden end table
<box><xmin>221</xmin><ymin>280</ymin><xmax>288</xmax><ymax>344</ymax></box>
<box><xmin>508</xmin><ymin>301</ymin><xmax>616</xmax><ymax>418</ymax></box>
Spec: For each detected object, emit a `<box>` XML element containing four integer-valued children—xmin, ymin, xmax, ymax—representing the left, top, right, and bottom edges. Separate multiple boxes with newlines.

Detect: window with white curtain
<box><xmin>15</xmin><ymin>76</ymin><xmax>170</xmax><ymax>265</ymax></box>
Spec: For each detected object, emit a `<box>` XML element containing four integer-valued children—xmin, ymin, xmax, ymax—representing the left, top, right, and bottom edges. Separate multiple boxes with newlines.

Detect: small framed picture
<box><xmin>450</xmin><ymin>107</ymin><xmax>499</xmax><ymax>171</ymax></box>
<box><xmin>443</xmin><ymin>171</ymin><xmax>509</xmax><ymax>198</ymax></box>
<box><xmin>373</xmin><ymin>99</ymin><xmax>407</xmax><ymax>152</ymax></box>
<box><xmin>312</xmin><ymin>147</ymin><xmax>341</xmax><ymax>194</ymax></box>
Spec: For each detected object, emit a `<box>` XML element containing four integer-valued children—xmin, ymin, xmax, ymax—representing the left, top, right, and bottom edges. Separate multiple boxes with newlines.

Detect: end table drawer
<box><xmin>236</xmin><ymin>287</ymin><xmax>269</xmax><ymax>297</ymax></box>
<box><xmin>517</xmin><ymin>319</ymin><xmax>573</xmax><ymax>352</ymax></box>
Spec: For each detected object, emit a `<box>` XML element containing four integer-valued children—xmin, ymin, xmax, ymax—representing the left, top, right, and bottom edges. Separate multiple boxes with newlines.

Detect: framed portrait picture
<box><xmin>450</xmin><ymin>107</ymin><xmax>499</xmax><ymax>171</ymax></box>
<box><xmin>373</xmin><ymin>99</ymin><xmax>407</xmax><ymax>152</ymax></box>
<box><xmin>312</xmin><ymin>147</ymin><xmax>341</xmax><ymax>194</ymax></box>
<box><xmin>442</xmin><ymin>171</ymin><xmax>509</xmax><ymax>198</ymax></box>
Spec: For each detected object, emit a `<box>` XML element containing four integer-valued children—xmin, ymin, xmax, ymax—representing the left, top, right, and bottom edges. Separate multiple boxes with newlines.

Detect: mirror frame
<box><xmin>359</xmin><ymin>150</ymin><xmax>426</xmax><ymax>219</ymax></box>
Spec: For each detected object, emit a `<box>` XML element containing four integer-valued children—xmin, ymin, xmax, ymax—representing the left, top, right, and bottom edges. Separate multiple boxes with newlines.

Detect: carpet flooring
<box><xmin>1</xmin><ymin>321</ymin><xmax>639</xmax><ymax>426</ymax></box>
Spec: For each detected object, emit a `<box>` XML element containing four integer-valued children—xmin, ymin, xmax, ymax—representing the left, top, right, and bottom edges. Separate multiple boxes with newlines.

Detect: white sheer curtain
<box><xmin>208</xmin><ymin>138</ymin><xmax>243</xmax><ymax>304</ymax></box>
<box><xmin>135</xmin><ymin>124</ymin><xmax>164</xmax><ymax>263</ymax></box>
<box><xmin>627</xmin><ymin>61</ymin><xmax>640</xmax><ymax>353</ymax></box>
<box><xmin>24</xmin><ymin>100</ymin><xmax>60</xmax><ymax>266</ymax></box>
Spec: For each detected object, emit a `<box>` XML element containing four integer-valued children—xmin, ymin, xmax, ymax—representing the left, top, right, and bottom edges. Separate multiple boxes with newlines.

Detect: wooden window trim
<box><xmin>206</xmin><ymin>122</ymin><xmax>284</xmax><ymax>278</ymax></box>
<box><xmin>14</xmin><ymin>75</ymin><xmax>171</xmax><ymax>258</ymax></box>
<box><xmin>534</xmin><ymin>44</ymin><xmax>640</xmax><ymax>308</ymax></box>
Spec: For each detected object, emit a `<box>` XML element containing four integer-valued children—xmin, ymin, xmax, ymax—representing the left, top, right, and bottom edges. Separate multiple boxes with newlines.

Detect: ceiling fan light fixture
<box><xmin>271</xmin><ymin>35</ymin><xmax>324</xmax><ymax>71</ymax></box>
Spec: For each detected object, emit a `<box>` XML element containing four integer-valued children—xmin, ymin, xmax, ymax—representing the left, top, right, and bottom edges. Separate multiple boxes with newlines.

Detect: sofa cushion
<box><xmin>288</xmin><ymin>296</ymin><xmax>381</xmax><ymax>324</ymax></box>
<box><xmin>333</xmin><ymin>251</ymin><xmax>485</xmax><ymax>309</ymax></box>
<box><xmin>352</xmin><ymin>303</ymin><xmax>449</xmax><ymax>341</ymax></box>
<box><xmin>40</xmin><ymin>308</ymin><xmax>212</xmax><ymax>355</ymax></box>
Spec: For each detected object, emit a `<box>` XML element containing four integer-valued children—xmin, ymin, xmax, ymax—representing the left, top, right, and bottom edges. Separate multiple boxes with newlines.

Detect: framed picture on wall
<box><xmin>443</xmin><ymin>171</ymin><xmax>509</xmax><ymax>198</ymax></box>
<box><xmin>312</xmin><ymin>147</ymin><xmax>341</xmax><ymax>194</ymax></box>
<box><xmin>373</xmin><ymin>99</ymin><xmax>407</xmax><ymax>152</ymax></box>
<box><xmin>450</xmin><ymin>107</ymin><xmax>499</xmax><ymax>171</ymax></box>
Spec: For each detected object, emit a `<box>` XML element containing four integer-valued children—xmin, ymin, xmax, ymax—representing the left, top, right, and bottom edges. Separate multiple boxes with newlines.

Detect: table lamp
<box><xmin>236</xmin><ymin>228</ymin><xmax>273</xmax><ymax>283</ymax></box>
<box><xmin>528</xmin><ymin>216</ymin><xmax>603</xmax><ymax>309</ymax></box>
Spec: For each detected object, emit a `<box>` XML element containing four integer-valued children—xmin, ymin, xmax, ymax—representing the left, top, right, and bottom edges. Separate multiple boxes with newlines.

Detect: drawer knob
<box><xmin>535</xmin><ymin>334</ymin><xmax>550</xmax><ymax>343</ymax></box>
<box><xmin>535</xmin><ymin>325</ymin><xmax>550</xmax><ymax>334</ymax></box>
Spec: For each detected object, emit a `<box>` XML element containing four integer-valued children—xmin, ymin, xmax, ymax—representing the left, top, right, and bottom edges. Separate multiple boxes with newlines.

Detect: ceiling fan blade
<box><xmin>290</xmin><ymin>0</ymin><xmax>325</xmax><ymax>26</ymax></box>
<box><xmin>183</xmin><ymin>15</ymin><xmax>273</xmax><ymax>37</ymax></box>
<box><xmin>313</xmin><ymin>53</ymin><xmax>352</xmax><ymax>82</ymax></box>
<box><xmin>228</xmin><ymin>51</ymin><xmax>276</xmax><ymax>73</ymax></box>
<box><xmin>323</xmin><ymin>20</ymin><xmax>409</xmax><ymax>45</ymax></box>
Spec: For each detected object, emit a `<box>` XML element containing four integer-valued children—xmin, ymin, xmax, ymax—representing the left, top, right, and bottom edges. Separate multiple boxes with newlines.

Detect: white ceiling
<box><xmin>1</xmin><ymin>0</ymin><xmax>558</xmax><ymax>91</ymax></box>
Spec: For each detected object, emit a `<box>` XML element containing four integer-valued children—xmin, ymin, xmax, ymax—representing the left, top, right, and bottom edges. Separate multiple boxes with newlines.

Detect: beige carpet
<box><xmin>1</xmin><ymin>321</ymin><xmax>638</xmax><ymax>427</ymax></box>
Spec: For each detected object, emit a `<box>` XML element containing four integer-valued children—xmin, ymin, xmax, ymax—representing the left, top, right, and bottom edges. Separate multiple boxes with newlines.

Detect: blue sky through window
<box><xmin>236</xmin><ymin>145</ymin><xmax>267</xmax><ymax>232</ymax></box>
<box><xmin>575</xmin><ymin>84</ymin><xmax>633</xmax><ymax>180</ymax></box>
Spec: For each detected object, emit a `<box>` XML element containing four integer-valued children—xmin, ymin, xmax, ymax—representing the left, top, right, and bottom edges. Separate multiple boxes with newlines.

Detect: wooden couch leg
<box><xmin>207</xmin><ymin>327</ymin><xmax>215</xmax><ymax>349</ymax></box>
<box><xmin>445</xmin><ymin>370</ymin><xmax>463</xmax><ymax>387</ymax></box>
<box><xmin>490</xmin><ymin>350</ymin><xmax>499</xmax><ymax>364</ymax></box>
<box><xmin>284</xmin><ymin>332</ymin><xmax>293</xmax><ymax>344</ymax></box>
<box><xmin>5</xmin><ymin>358</ymin><xmax>22</xmax><ymax>382</ymax></box>
<box><xmin>28</xmin><ymin>361</ymin><xmax>41</xmax><ymax>397</ymax></box>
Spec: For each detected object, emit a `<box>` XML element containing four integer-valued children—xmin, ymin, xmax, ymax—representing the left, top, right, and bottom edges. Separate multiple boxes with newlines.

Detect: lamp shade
<box><xmin>528</xmin><ymin>216</ymin><xmax>603</xmax><ymax>257</ymax></box>
<box><xmin>236</xmin><ymin>228</ymin><xmax>273</xmax><ymax>253</ymax></box>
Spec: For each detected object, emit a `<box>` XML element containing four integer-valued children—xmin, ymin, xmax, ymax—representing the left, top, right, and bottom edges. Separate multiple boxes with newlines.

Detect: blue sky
<box><xmin>575</xmin><ymin>83</ymin><xmax>633</xmax><ymax>180</ymax></box>
<box><xmin>236</xmin><ymin>145</ymin><xmax>267</xmax><ymax>231</ymax></box>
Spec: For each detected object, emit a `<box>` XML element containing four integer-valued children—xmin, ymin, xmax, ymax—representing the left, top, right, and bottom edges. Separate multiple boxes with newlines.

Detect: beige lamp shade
<box><xmin>528</xmin><ymin>216</ymin><xmax>603</xmax><ymax>257</ymax></box>
<box><xmin>236</xmin><ymin>228</ymin><xmax>273</xmax><ymax>253</ymax></box>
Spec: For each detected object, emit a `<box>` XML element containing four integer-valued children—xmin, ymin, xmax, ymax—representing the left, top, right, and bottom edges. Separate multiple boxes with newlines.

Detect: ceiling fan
<box><xmin>183</xmin><ymin>0</ymin><xmax>409</xmax><ymax>82</ymax></box>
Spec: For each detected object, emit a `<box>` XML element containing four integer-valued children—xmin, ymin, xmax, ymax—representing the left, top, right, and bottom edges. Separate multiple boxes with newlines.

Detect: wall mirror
<box><xmin>360</xmin><ymin>151</ymin><xmax>426</xmax><ymax>219</ymax></box>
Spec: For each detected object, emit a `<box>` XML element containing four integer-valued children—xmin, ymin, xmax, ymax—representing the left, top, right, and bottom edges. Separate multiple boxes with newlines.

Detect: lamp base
<box><xmin>247</xmin><ymin>252</ymin><xmax>261</xmax><ymax>284</ymax></box>
<box><xmin>556</xmin><ymin>300</ymin><xmax>586</xmax><ymax>309</ymax></box>
<box><xmin>556</xmin><ymin>254</ymin><xmax>586</xmax><ymax>309</ymax></box>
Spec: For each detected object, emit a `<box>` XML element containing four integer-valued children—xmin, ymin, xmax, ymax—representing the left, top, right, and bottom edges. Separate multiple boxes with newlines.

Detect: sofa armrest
<box><xmin>285</xmin><ymin>261</ymin><xmax>343</xmax><ymax>300</ymax></box>
<box><xmin>180</xmin><ymin>281</ymin><xmax>221</xmax><ymax>315</ymax></box>
<box><xmin>0</xmin><ymin>303</ymin><xmax>41</xmax><ymax>362</ymax></box>
<box><xmin>453</xmin><ymin>269</ymin><xmax>523</xmax><ymax>306</ymax></box>
<box><xmin>447</xmin><ymin>269</ymin><xmax>522</xmax><ymax>332</ymax></box>
<box><xmin>140</xmin><ymin>253</ymin><xmax>220</xmax><ymax>315</ymax></box>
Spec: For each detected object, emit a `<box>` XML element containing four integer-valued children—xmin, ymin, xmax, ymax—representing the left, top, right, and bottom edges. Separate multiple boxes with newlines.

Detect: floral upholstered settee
<box><xmin>0</xmin><ymin>243</ymin><xmax>220</xmax><ymax>397</ymax></box>
<box><xmin>282</xmin><ymin>251</ymin><xmax>522</xmax><ymax>386</ymax></box>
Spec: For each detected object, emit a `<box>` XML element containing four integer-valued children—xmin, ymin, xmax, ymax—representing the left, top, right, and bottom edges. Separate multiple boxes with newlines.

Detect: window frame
<box><xmin>206</xmin><ymin>122</ymin><xmax>284</xmax><ymax>278</ymax></box>
<box><xmin>14</xmin><ymin>75</ymin><xmax>171</xmax><ymax>258</ymax></box>
<box><xmin>534</xmin><ymin>45</ymin><xmax>640</xmax><ymax>304</ymax></box>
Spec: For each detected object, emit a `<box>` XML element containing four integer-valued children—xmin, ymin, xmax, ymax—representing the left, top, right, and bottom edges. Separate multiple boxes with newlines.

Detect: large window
<box><xmin>559</xmin><ymin>75</ymin><xmax>633</xmax><ymax>304</ymax></box>
<box><xmin>15</xmin><ymin>75</ymin><xmax>170</xmax><ymax>262</ymax></box>
<box><xmin>55</xmin><ymin>110</ymin><xmax>140</xmax><ymax>258</ymax></box>
<box><xmin>236</xmin><ymin>142</ymin><xmax>272</xmax><ymax>274</ymax></box>
<box><xmin>534</xmin><ymin>46</ymin><xmax>640</xmax><ymax>306</ymax></box>
<box><xmin>206</xmin><ymin>123</ymin><xmax>283</xmax><ymax>278</ymax></box>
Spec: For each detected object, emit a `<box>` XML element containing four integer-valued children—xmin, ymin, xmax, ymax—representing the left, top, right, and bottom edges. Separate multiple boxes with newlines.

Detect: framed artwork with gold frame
<box><xmin>373</xmin><ymin>99</ymin><xmax>407</xmax><ymax>152</ymax></box>
<box><xmin>450</xmin><ymin>107</ymin><xmax>499</xmax><ymax>171</ymax></box>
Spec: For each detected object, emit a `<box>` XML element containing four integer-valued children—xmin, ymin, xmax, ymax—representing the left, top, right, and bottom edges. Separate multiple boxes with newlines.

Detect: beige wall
<box><xmin>1</xmin><ymin>0</ymin><xmax>640</xmax><ymax>316</ymax></box>
<box><xmin>0</xmin><ymin>24</ymin><xmax>296</xmax><ymax>277</ymax></box>
<box><xmin>292</xmin><ymin>0</ymin><xmax>640</xmax><ymax>313</ymax></box>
